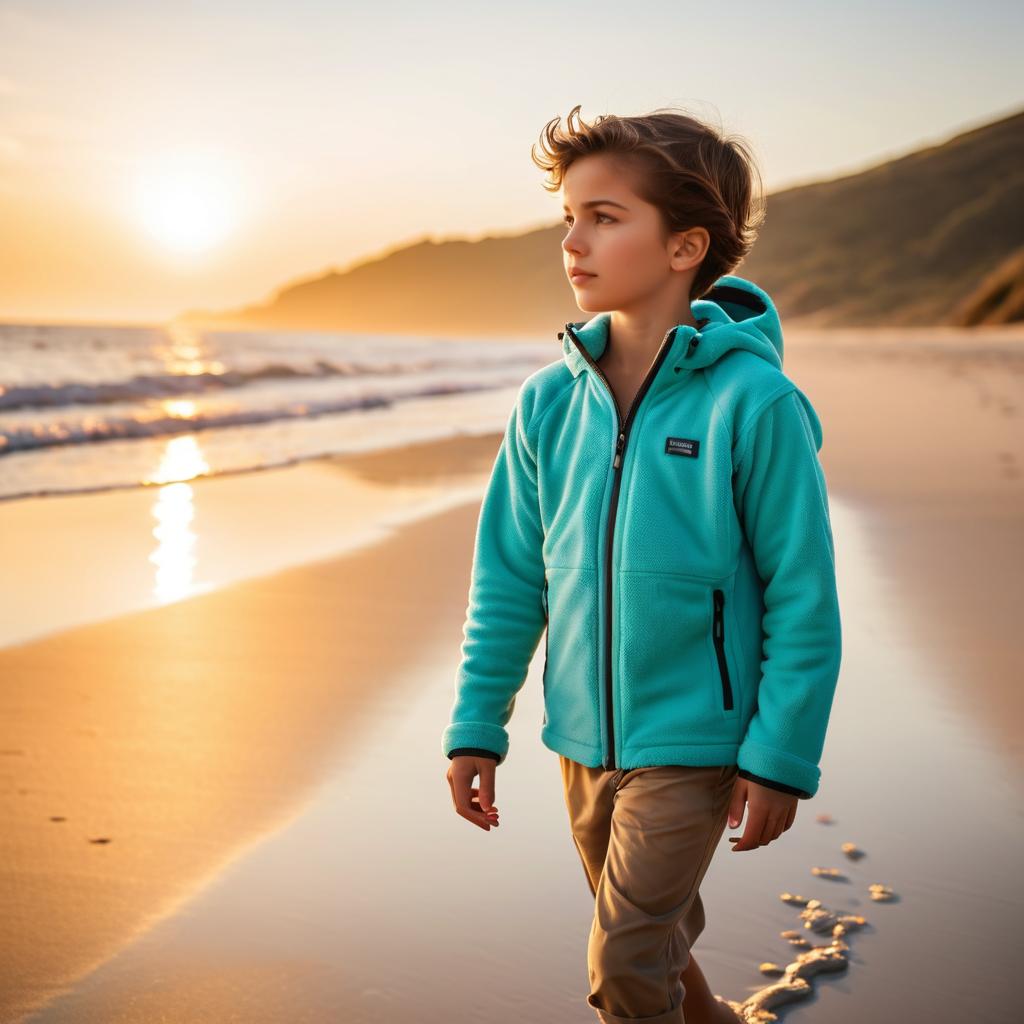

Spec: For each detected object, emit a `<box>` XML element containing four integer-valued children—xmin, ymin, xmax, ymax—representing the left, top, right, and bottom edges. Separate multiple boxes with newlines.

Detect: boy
<box><xmin>443</xmin><ymin>105</ymin><xmax>842</xmax><ymax>1024</ymax></box>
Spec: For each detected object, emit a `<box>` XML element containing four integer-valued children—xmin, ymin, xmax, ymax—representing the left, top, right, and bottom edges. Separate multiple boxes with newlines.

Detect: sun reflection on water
<box><xmin>159</xmin><ymin>321</ymin><xmax>226</xmax><ymax>377</ymax></box>
<box><xmin>146</xmin><ymin>434</ymin><xmax>213</xmax><ymax>602</ymax></box>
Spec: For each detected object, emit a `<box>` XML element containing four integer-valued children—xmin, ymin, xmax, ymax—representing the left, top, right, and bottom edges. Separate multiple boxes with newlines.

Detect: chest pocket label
<box><xmin>665</xmin><ymin>436</ymin><xmax>700</xmax><ymax>458</ymax></box>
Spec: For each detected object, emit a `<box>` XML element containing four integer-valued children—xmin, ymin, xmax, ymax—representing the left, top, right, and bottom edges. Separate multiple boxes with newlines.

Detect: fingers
<box><xmin>730</xmin><ymin>803</ymin><xmax>767</xmax><ymax>851</ymax></box>
<box><xmin>727</xmin><ymin>777</ymin><xmax>747</xmax><ymax>829</ymax></box>
<box><xmin>729</xmin><ymin>785</ymin><xmax>798</xmax><ymax>852</ymax></box>
<box><xmin>446</xmin><ymin>757</ymin><xmax>501</xmax><ymax>832</ymax></box>
<box><xmin>758</xmin><ymin>810</ymin><xmax>785</xmax><ymax>847</ymax></box>
<box><xmin>476</xmin><ymin>759</ymin><xmax>496</xmax><ymax>814</ymax></box>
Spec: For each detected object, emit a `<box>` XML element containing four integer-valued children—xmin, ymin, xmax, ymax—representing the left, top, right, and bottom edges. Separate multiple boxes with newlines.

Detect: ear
<box><xmin>668</xmin><ymin>225</ymin><xmax>710</xmax><ymax>273</ymax></box>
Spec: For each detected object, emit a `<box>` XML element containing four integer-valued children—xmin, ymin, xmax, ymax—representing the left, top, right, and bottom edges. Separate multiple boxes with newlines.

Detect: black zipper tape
<box><xmin>712</xmin><ymin>588</ymin><xmax>735</xmax><ymax>711</ymax></box>
<box><xmin>564</xmin><ymin>322</ymin><xmax>679</xmax><ymax>769</ymax></box>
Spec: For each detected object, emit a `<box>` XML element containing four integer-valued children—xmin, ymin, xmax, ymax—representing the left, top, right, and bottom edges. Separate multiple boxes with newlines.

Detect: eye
<box><xmin>562</xmin><ymin>212</ymin><xmax>615</xmax><ymax>226</ymax></box>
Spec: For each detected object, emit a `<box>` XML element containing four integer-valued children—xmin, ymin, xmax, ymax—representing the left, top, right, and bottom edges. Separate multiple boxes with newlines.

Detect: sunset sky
<box><xmin>1</xmin><ymin>0</ymin><xmax>1021</xmax><ymax>325</ymax></box>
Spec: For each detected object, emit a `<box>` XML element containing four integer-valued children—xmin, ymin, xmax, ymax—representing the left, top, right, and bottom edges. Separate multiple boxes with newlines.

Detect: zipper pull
<box><xmin>613</xmin><ymin>432</ymin><xmax>625</xmax><ymax>469</ymax></box>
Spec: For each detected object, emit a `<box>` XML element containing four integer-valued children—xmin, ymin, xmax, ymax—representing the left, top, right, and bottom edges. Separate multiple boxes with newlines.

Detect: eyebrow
<box><xmin>562</xmin><ymin>198</ymin><xmax>629</xmax><ymax>212</ymax></box>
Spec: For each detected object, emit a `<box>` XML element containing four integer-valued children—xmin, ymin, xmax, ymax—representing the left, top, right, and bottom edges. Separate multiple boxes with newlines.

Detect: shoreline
<box><xmin>0</xmin><ymin>431</ymin><xmax>505</xmax><ymax>651</ymax></box>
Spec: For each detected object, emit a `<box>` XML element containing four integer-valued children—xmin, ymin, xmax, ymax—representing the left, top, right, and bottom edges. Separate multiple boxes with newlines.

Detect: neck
<box><xmin>603</xmin><ymin>303</ymin><xmax>697</xmax><ymax>371</ymax></box>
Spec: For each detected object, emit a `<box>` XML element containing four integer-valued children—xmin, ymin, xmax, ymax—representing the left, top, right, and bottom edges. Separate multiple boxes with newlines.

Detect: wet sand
<box><xmin>0</xmin><ymin>446</ymin><xmax>496</xmax><ymax>1024</ymax></box>
<box><xmin>2</xmin><ymin>326</ymin><xmax>1022</xmax><ymax>1022</ymax></box>
<box><xmin>784</xmin><ymin>326</ymin><xmax>1024</xmax><ymax>770</ymax></box>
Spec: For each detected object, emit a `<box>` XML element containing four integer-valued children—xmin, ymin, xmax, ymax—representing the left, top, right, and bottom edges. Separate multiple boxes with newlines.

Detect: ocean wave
<box><xmin>0</xmin><ymin>353</ymin><xmax>531</xmax><ymax>413</ymax></box>
<box><xmin>0</xmin><ymin>379</ymin><xmax>504</xmax><ymax>457</ymax></box>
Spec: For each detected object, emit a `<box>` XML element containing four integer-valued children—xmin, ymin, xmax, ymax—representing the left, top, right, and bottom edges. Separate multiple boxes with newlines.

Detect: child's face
<box><xmin>561</xmin><ymin>153</ymin><xmax>704</xmax><ymax>314</ymax></box>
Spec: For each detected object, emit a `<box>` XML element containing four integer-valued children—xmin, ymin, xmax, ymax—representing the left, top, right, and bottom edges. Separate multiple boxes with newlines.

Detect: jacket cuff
<box><xmin>736</xmin><ymin>768</ymin><xmax>811</xmax><ymax>798</ymax></box>
<box><xmin>736</xmin><ymin>737</ymin><xmax>820</xmax><ymax>797</ymax></box>
<box><xmin>447</xmin><ymin>747</ymin><xmax>501</xmax><ymax>761</ymax></box>
<box><xmin>442</xmin><ymin>722</ymin><xmax>509</xmax><ymax>764</ymax></box>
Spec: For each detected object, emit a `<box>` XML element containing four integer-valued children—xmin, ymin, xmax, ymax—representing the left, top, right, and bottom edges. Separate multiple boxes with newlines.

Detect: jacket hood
<box><xmin>561</xmin><ymin>274</ymin><xmax>783</xmax><ymax>374</ymax></box>
<box><xmin>560</xmin><ymin>273</ymin><xmax>822</xmax><ymax>449</ymax></box>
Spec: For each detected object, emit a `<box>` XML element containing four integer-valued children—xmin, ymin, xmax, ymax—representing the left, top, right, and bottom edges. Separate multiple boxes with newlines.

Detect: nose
<box><xmin>562</xmin><ymin>228</ymin><xmax>583</xmax><ymax>256</ymax></box>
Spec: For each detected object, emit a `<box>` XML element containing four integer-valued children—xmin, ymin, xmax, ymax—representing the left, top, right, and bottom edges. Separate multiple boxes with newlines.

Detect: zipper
<box><xmin>541</xmin><ymin>579</ymin><xmax>549</xmax><ymax>695</ymax></box>
<box><xmin>564</xmin><ymin>321</ymin><xmax>680</xmax><ymax>770</ymax></box>
<box><xmin>712</xmin><ymin>588</ymin><xmax>734</xmax><ymax>711</ymax></box>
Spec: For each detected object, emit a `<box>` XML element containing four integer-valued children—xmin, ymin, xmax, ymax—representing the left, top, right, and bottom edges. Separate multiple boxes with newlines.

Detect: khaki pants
<box><xmin>559</xmin><ymin>756</ymin><xmax>739</xmax><ymax>1024</ymax></box>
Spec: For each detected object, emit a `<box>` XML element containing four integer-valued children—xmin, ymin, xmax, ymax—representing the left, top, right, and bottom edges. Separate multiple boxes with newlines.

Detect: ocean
<box><xmin>0</xmin><ymin>320</ymin><xmax>557</xmax><ymax>502</ymax></box>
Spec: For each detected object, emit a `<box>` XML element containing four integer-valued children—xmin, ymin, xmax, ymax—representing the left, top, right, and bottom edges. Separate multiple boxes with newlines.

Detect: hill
<box><xmin>175</xmin><ymin>108</ymin><xmax>1024</xmax><ymax>336</ymax></box>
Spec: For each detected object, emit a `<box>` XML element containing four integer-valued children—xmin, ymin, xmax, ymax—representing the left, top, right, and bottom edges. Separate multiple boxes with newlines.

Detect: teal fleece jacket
<box><xmin>442</xmin><ymin>275</ymin><xmax>842</xmax><ymax>798</ymax></box>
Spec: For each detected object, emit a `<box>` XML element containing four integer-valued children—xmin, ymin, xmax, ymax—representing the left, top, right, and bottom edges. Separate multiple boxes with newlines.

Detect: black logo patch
<box><xmin>665</xmin><ymin>436</ymin><xmax>700</xmax><ymax>458</ymax></box>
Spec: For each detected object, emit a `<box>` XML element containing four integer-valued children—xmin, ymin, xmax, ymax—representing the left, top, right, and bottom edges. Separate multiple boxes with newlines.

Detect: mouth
<box><xmin>569</xmin><ymin>269</ymin><xmax>597</xmax><ymax>283</ymax></box>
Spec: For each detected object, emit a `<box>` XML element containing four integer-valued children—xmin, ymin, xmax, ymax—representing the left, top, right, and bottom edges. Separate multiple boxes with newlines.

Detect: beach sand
<box><xmin>783</xmin><ymin>328</ymin><xmax>1024</xmax><ymax>765</ymax></box>
<box><xmin>0</xmin><ymin>445</ymin><xmax>497</xmax><ymax>1023</ymax></box>
<box><xmin>1</xmin><ymin>327</ymin><xmax>1022</xmax><ymax>1022</ymax></box>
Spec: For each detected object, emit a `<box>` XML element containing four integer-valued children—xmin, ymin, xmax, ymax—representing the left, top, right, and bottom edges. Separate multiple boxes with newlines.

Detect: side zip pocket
<box><xmin>542</xmin><ymin>579</ymin><xmax>550</xmax><ymax>695</ymax></box>
<box><xmin>712</xmin><ymin>588</ymin><xmax>734</xmax><ymax>711</ymax></box>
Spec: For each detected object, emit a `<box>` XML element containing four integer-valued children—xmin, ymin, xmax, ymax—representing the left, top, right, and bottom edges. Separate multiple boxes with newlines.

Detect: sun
<box><xmin>133</xmin><ymin>149</ymin><xmax>240</xmax><ymax>256</ymax></box>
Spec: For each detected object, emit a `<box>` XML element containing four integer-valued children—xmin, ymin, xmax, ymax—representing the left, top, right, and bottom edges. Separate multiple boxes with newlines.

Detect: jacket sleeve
<box><xmin>732</xmin><ymin>388</ymin><xmax>842</xmax><ymax>799</ymax></box>
<box><xmin>441</xmin><ymin>385</ymin><xmax>547</xmax><ymax>765</ymax></box>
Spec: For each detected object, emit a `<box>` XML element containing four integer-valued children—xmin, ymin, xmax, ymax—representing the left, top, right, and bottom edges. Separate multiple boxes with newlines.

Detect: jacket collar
<box><xmin>558</xmin><ymin>275</ymin><xmax>784</xmax><ymax>392</ymax></box>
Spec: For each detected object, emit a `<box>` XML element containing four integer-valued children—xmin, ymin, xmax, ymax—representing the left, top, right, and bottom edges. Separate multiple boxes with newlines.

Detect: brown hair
<box><xmin>531</xmin><ymin>104</ymin><xmax>766</xmax><ymax>299</ymax></box>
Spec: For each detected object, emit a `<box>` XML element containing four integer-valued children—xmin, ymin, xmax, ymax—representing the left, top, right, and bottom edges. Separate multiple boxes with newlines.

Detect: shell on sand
<box><xmin>841</xmin><ymin>842</ymin><xmax>866</xmax><ymax>859</ymax></box>
<box><xmin>835</xmin><ymin>914</ymin><xmax>867</xmax><ymax>932</ymax></box>
<box><xmin>721</xmin><ymin>943</ymin><xmax>849</xmax><ymax>1022</ymax></box>
<box><xmin>815</xmin><ymin>812</ymin><xmax>835</xmax><ymax>824</ymax></box>
<box><xmin>810</xmin><ymin>866</ymin><xmax>847</xmax><ymax>880</ymax></box>
<box><xmin>869</xmin><ymin>882</ymin><xmax>896</xmax><ymax>901</ymax></box>
<box><xmin>719</xmin><ymin>899</ymin><xmax>873</xmax><ymax>1021</ymax></box>
<box><xmin>801</xmin><ymin>904</ymin><xmax>839</xmax><ymax>933</ymax></box>
<box><xmin>720</xmin><ymin>892</ymin><xmax>872</xmax><ymax>1019</ymax></box>
<box><xmin>779</xmin><ymin>892</ymin><xmax>811</xmax><ymax>905</ymax></box>
<box><xmin>802</xmin><ymin>900</ymin><xmax>869</xmax><ymax>934</ymax></box>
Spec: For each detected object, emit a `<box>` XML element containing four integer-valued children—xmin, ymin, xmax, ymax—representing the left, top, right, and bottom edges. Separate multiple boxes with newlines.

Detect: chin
<box><xmin>574</xmin><ymin>295</ymin><xmax>613</xmax><ymax>313</ymax></box>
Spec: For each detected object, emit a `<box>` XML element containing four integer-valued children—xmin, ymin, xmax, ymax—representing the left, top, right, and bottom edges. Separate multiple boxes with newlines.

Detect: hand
<box><xmin>727</xmin><ymin>776</ymin><xmax>797</xmax><ymax>852</ymax></box>
<box><xmin>446</xmin><ymin>756</ymin><xmax>501</xmax><ymax>832</ymax></box>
